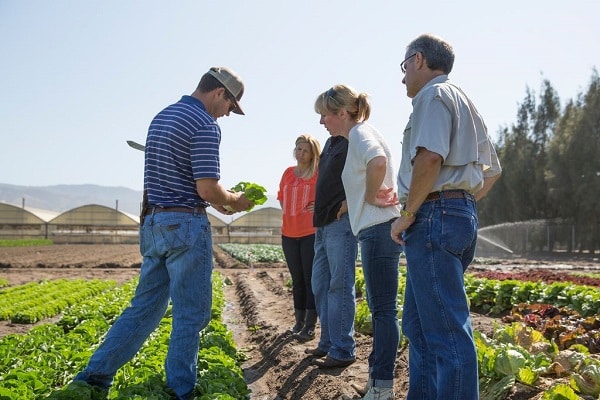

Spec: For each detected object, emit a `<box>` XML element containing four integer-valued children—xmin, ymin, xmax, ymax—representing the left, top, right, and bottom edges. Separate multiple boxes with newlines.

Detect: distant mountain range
<box><xmin>0</xmin><ymin>183</ymin><xmax>279</xmax><ymax>217</ymax></box>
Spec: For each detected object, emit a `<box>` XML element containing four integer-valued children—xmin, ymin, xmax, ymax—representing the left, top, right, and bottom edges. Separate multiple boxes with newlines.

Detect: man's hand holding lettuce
<box><xmin>222</xmin><ymin>181</ymin><xmax>268</xmax><ymax>212</ymax></box>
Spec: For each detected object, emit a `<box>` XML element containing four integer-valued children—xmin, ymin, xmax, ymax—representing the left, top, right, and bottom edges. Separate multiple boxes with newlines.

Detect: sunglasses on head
<box><xmin>326</xmin><ymin>87</ymin><xmax>341</xmax><ymax>106</ymax></box>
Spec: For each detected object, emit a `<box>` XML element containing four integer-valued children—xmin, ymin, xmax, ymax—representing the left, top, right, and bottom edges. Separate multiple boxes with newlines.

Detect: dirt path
<box><xmin>220</xmin><ymin>267</ymin><xmax>388</xmax><ymax>400</ymax></box>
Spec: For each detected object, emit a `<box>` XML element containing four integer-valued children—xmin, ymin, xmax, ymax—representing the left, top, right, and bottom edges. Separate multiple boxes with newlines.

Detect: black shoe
<box><xmin>304</xmin><ymin>347</ymin><xmax>327</xmax><ymax>357</ymax></box>
<box><xmin>290</xmin><ymin>309</ymin><xmax>306</xmax><ymax>334</ymax></box>
<box><xmin>294</xmin><ymin>328</ymin><xmax>315</xmax><ymax>342</ymax></box>
<box><xmin>311</xmin><ymin>355</ymin><xmax>356</xmax><ymax>369</ymax></box>
<box><xmin>289</xmin><ymin>322</ymin><xmax>304</xmax><ymax>334</ymax></box>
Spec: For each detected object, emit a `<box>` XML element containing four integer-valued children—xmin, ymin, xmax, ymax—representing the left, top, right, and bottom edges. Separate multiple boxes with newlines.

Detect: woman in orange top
<box><xmin>278</xmin><ymin>134</ymin><xmax>321</xmax><ymax>341</ymax></box>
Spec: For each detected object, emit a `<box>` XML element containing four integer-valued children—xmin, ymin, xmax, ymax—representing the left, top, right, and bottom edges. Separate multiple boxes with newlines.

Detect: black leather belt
<box><xmin>143</xmin><ymin>206</ymin><xmax>206</xmax><ymax>216</ymax></box>
<box><xmin>424</xmin><ymin>190</ymin><xmax>474</xmax><ymax>202</ymax></box>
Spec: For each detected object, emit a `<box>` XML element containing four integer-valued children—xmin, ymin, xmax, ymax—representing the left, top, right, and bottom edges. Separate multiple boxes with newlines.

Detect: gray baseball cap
<box><xmin>207</xmin><ymin>66</ymin><xmax>245</xmax><ymax>115</ymax></box>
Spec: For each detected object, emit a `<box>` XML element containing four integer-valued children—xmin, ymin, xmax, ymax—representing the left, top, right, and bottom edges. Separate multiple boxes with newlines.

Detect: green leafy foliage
<box><xmin>0</xmin><ymin>279</ymin><xmax>116</xmax><ymax>323</ymax></box>
<box><xmin>230</xmin><ymin>182</ymin><xmax>267</xmax><ymax>207</ymax></box>
<box><xmin>355</xmin><ymin>268</ymin><xmax>365</xmax><ymax>298</ymax></box>
<box><xmin>0</xmin><ymin>279</ymin><xmax>137</xmax><ymax>399</ymax></box>
<box><xmin>1</xmin><ymin>272</ymin><xmax>249</xmax><ymax>399</ymax></box>
<box><xmin>354</xmin><ymin>265</ymin><xmax>600</xmax><ymax>398</ymax></box>
<box><xmin>479</xmin><ymin>375</ymin><xmax>515</xmax><ymax>400</ymax></box>
<box><xmin>541</xmin><ymin>383</ymin><xmax>581</xmax><ymax>400</ymax></box>
<box><xmin>464</xmin><ymin>275</ymin><xmax>600</xmax><ymax>317</ymax></box>
<box><xmin>354</xmin><ymin>300</ymin><xmax>372</xmax><ymax>335</ymax></box>
<box><xmin>223</xmin><ymin>181</ymin><xmax>267</xmax><ymax>212</ymax></box>
<box><xmin>570</xmin><ymin>363</ymin><xmax>600</xmax><ymax>396</ymax></box>
<box><xmin>493</xmin><ymin>348</ymin><xmax>528</xmax><ymax>376</ymax></box>
<box><xmin>0</xmin><ymin>239</ymin><xmax>53</xmax><ymax>247</ymax></box>
<box><xmin>219</xmin><ymin>243</ymin><xmax>284</xmax><ymax>263</ymax></box>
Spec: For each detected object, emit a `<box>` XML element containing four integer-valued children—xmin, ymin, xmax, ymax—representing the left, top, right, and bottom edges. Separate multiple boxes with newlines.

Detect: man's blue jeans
<box><xmin>402</xmin><ymin>197</ymin><xmax>479</xmax><ymax>400</ymax></box>
<box><xmin>358</xmin><ymin>220</ymin><xmax>402</xmax><ymax>386</ymax></box>
<box><xmin>74</xmin><ymin>210</ymin><xmax>213</xmax><ymax>400</ymax></box>
<box><xmin>311</xmin><ymin>214</ymin><xmax>358</xmax><ymax>361</ymax></box>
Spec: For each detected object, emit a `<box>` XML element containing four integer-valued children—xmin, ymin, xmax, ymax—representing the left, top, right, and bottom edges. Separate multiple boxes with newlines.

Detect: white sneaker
<box><xmin>351</xmin><ymin>378</ymin><xmax>371</xmax><ymax>396</ymax></box>
<box><xmin>361</xmin><ymin>386</ymin><xmax>395</xmax><ymax>400</ymax></box>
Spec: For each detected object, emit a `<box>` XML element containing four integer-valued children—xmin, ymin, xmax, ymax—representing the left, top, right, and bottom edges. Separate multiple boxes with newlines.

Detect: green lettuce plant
<box><xmin>224</xmin><ymin>181</ymin><xmax>267</xmax><ymax>212</ymax></box>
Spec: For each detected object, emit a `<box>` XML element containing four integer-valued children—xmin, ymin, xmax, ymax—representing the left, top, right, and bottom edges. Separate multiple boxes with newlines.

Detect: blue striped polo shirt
<box><xmin>143</xmin><ymin>95</ymin><xmax>221</xmax><ymax>208</ymax></box>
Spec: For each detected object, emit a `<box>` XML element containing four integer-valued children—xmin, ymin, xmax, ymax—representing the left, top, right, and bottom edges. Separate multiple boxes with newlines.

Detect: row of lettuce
<box><xmin>220</xmin><ymin>243</ymin><xmax>600</xmax><ymax>400</ymax></box>
<box><xmin>0</xmin><ymin>272</ymin><xmax>249</xmax><ymax>399</ymax></box>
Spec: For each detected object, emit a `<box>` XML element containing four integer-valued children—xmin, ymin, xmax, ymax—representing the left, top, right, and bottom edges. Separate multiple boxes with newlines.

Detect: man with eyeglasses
<box><xmin>391</xmin><ymin>34</ymin><xmax>501</xmax><ymax>400</ymax></box>
<box><xmin>71</xmin><ymin>66</ymin><xmax>253</xmax><ymax>400</ymax></box>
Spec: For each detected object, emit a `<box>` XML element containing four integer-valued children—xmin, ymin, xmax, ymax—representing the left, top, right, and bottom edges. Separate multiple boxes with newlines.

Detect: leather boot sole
<box><xmin>311</xmin><ymin>355</ymin><xmax>356</xmax><ymax>369</ymax></box>
<box><xmin>304</xmin><ymin>347</ymin><xmax>327</xmax><ymax>357</ymax></box>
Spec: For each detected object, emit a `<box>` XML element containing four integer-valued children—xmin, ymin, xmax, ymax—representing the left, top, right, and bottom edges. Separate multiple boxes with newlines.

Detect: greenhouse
<box><xmin>0</xmin><ymin>202</ymin><xmax>282</xmax><ymax>245</ymax></box>
<box><xmin>0</xmin><ymin>202</ymin><xmax>57</xmax><ymax>239</ymax></box>
<box><xmin>228</xmin><ymin>207</ymin><xmax>282</xmax><ymax>244</ymax></box>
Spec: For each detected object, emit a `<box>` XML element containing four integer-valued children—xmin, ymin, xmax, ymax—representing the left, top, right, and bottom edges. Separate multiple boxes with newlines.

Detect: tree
<box><xmin>570</xmin><ymin>71</ymin><xmax>600</xmax><ymax>253</ymax></box>
<box><xmin>547</xmin><ymin>100</ymin><xmax>581</xmax><ymax>251</ymax></box>
<box><xmin>494</xmin><ymin>88</ymin><xmax>539</xmax><ymax>222</ymax></box>
<box><xmin>479</xmin><ymin>71</ymin><xmax>599</xmax><ymax>254</ymax></box>
<box><xmin>531</xmin><ymin>80</ymin><xmax>560</xmax><ymax>219</ymax></box>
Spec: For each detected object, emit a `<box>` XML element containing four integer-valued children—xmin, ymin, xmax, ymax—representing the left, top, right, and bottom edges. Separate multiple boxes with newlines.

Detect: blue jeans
<box><xmin>311</xmin><ymin>213</ymin><xmax>358</xmax><ymax>361</ymax></box>
<box><xmin>402</xmin><ymin>197</ymin><xmax>479</xmax><ymax>400</ymax></box>
<box><xmin>358</xmin><ymin>220</ymin><xmax>402</xmax><ymax>386</ymax></box>
<box><xmin>74</xmin><ymin>210</ymin><xmax>213</xmax><ymax>400</ymax></box>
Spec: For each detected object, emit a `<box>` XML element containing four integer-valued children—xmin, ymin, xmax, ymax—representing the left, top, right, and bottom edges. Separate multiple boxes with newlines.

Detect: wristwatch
<box><xmin>400</xmin><ymin>206</ymin><xmax>415</xmax><ymax>218</ymax></box>
<box><xmin>400</xmin><ymin>209</ymin><xmax>415</xmax><ymax>218</ymax></box>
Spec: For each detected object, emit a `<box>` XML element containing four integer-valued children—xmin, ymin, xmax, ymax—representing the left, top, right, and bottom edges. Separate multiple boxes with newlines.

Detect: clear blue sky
<box><xmin>2</xmin><ymin>1</ymin><xmax>598</xmax><ymax>198</ymax></box>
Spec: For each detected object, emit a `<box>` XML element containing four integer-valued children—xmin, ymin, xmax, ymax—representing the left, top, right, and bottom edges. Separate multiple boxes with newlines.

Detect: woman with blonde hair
<box><xmin>278</xmin><ymin>134</ymin><xmax>321</xmax><ymax>341</ymax></box>
<box><xmin>313</xmin><ymin>85</ymin><xmax>401</xmax><ymax>400</ymax></box>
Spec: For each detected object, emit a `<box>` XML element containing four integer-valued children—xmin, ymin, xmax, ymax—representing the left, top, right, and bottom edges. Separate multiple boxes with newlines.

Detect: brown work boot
<box><xmin>311</xmin><ymin>355</ymin><xmax>355</xmax><ymax>369</ymax></box>
<box><xmin>304</xmin><ymin>347</ymin><xmax>327</xmax><ymax>357</ymax></box>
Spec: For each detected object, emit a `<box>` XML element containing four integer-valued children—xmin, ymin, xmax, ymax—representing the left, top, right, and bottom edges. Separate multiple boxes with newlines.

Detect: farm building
<box><xmin>0</xmin><ymin>201</ymin><xmax>281</xmax><ymax>245</ymax></box>
<box><xmin>48</xmin><ymin>204</ymin><xmax>139</xmax><ymax>244</ymax></box>
<box><xmin>0</xmin><ymin>202</ymin><xmax>58</xmax><ymax>239</ymax></box>
<box><xmin>227</xmin><ymin>207</ymin><xmax>282</xmax><ymax>244</ymax></box>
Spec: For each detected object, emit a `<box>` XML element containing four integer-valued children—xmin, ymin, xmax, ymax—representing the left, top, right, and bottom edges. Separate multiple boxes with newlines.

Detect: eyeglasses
<box><xmin>224</xmin><ymin>89</ymin><xmax>237</xmax><ymax>113</ymax></box>
<box><xmin>400</xmin><ymin>53</ymin><xmax>418</xmax><ymax>74</ymax></box>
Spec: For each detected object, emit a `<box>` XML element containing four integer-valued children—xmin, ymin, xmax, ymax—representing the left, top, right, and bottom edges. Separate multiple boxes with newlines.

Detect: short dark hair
<box><xmin>197</xmin><ymin>73</ymin><xmax>226</xmax><ymax>94</ymax></box>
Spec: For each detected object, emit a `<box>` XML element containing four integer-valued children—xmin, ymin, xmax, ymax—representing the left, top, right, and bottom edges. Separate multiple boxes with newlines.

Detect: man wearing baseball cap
<box><xmin>206</xmin><ymin>66</ymin><xmax>245</xmax><ymax>115</ymax></box>
<box><xmin>71</xmin><ymin>66</ymin><xmax>252</xmax><ymax>400</ymax></box>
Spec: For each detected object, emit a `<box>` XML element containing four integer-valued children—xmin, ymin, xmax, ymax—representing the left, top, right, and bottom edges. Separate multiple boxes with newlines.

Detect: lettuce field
<box><xmin>0</xmin><ymin>272</ymin><xmax>249</xmax><ymax>399</ymax></box>
<box><xmin>0</xmin><ymin>243</ymin><xmax>599</xmax><ymax>399</ymax></box>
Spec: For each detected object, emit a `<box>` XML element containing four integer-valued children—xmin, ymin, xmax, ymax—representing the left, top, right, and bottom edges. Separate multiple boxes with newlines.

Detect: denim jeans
<box><xmin>311</xmin><ymin>213</ymin><xmax>358</xmax><ymax>361</ymax></box>
<box><xmin>401</xmin><ymin>197</ymin><xmax>479</xmax><ymax>400</ymax></box>
<box><xmin>74</xmin><ymin>210</ymin><xmax>213</xmax><ymax>400</ymax></box>
<box><xmin>282</xmin><ymin>234</ymin><xmax>316</xmax><ymax>310</ymax></box>
<box><xmin>358</xmin><ymin>220</ymin><xmax>402</xmax><ymax>386</ymax></box>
